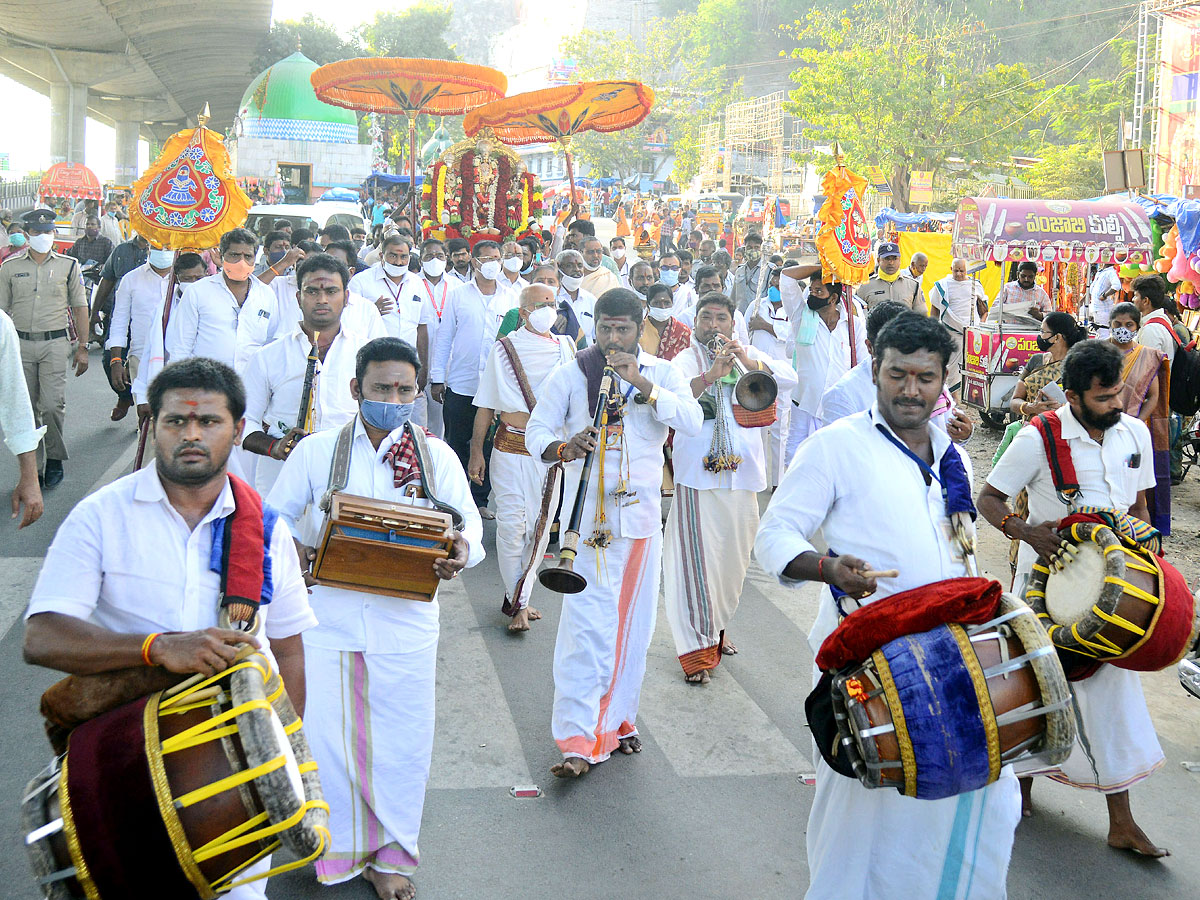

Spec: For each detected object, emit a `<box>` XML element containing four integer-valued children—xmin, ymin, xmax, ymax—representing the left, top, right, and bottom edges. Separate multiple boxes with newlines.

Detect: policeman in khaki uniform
<box><xmin>854</xmin><ymin>241</ymin><xmax>927</xmax><ymax>315</ymax></box>
<box><xmin>0</xmin><ymin>208</ymin><xmax>89</xmax><ymax>487</ymax></box>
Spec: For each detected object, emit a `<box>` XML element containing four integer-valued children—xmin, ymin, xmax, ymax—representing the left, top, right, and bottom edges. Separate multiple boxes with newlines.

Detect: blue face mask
<box><xmin>9</xmin><ymin>233</ymin><xmax>26</xmax><ymax>248</ymax></box>
<box><xmin>360</xmin><ymin>399</ymin><xmax>414</xmax><ymax>432</ymax></box>
<box><xmin>768</xmin><ymin>285</ymin><xmax>781</xmax><ymax>304</ymax></box>
<box><xmin>659</xmin><ymin>268</ymin><xmax>679</xmax><ymax>287</ymax></box>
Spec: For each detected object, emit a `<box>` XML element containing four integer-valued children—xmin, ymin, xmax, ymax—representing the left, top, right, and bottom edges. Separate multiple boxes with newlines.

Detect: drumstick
<box><xmin>860</xmin><ymin>569</ymin><xmax>899</xmax><ymax>579</ymax></box>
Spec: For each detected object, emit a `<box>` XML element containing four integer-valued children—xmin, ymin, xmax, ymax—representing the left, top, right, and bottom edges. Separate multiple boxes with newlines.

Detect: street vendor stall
<box><xmin>952</xmin><ymin>196</ymin><xmax>1154</xmax><ymax>427</ymax></box>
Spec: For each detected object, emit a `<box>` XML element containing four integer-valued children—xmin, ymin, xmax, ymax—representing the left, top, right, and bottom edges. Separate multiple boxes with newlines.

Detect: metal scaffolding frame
<box><xmin>724</xmin><ymin>92</ymin><xmax>786</xmax><ymax>194</ymax></box>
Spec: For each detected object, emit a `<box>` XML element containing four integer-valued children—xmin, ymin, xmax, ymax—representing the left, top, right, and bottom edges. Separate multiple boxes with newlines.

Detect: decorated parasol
<box><xmin>40</xmin><ymin>161</ymin><xmax>103</xmax><ymax>201</ymax></box>
<box><xmin>129</xmin><ymin>105</ymin><xmax>253</xmax><ymax>469</ymax></box>
<box><xmin>814</xmin><ymin>144</ymin><xmax>875</xmax><ymax>286</ymax></box>
<box><xmin>310</xmin><ymin>58</ymin><xmax>507</xmax><ymax>226</ymax></box>
<box><xmin>130</xmin><ymin>105</ymin><xmax>253</xmax><ymax>251</ymax></box>
<box><xmin>462</xmin><ymin>81</ymin><xmax>655</xmax><ymax>211</ymax></box>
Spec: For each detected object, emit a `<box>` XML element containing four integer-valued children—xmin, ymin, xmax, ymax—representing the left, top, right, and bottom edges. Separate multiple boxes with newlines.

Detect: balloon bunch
<box><xmin>1152</xmin><ymin>225</ymin><xmax>1200</xmax><ymax>308</ymax></box>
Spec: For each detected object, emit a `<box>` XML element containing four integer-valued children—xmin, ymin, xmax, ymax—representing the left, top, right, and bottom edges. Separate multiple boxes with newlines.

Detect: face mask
<box><xmin>382</xmin><ymin>261</ymin><xmax>408</xmax><ymax>278</ymax></box>
<box><xmin>876</xmin><ymin>267</ymin><xmax>900</xmax><ymax>283</ymax></box>
<box><xmin>1035</xmin><ymin>335</ymin><xmax>1055</xmax><ymax>352</ymax></box>
<box><xmin>647</xmin><ymin>306</ymin><xmax>672</xmax><ymax>322</ymax></box>
<box><xmin>521</xmin><ymin>262</ymin><xmax>535</xmax><ymax>275</ymax></box>
<box><xmin>28</xmin><ymin>233</ymin><xmax>54</xmax><ymax>254</ymax></box>
<box><xmin>148</xmin><ymin>248</ymin><xmax>174</xmax><ymax>269</ymax></box>
<box><xmin>1112</xmin><ymin>326</ymin><xmax>1136</xmax><ymax>344</ymax></box>
<box><xmin>503</xmin><ymin>256</ymin><xmax>524</xmax><ymax>273</ymax></box>
<box><xmin>479</xmin><ymin>260</ymin><xmax>502</xmax><ymax>281</ymax></box>
<box><xmin>8</xmin><ymin>233</ymin><xmax>26</xmax><ymax>248</ymax></box>
<box><xmin>612</xmin><ymin>247</ymin><xmax>625</xmax><ymax>260</ymax></box>
<box><xmin>807</xmin><ymin>294</ymin><xmax>831</xmax><ymax>311</ymax></box>
<box><xmin>745</xmin><ymin>250</ymin><xmax>761</xmax><ymax>264</ymax></box>
<box><xmin>360</xmin><ymin>399</ymin><xmax>414</xmax><ymax>432</ymax></box>
<box><xmin>267</xmin><ymin>249</ymin><xmax>288</xmax><ymax>266</ymax></box>
<box><xmin>422</xmin><ymin>258</ymin><xmax>446</xmax><ymax>277</ymax></box>
<box><xmin>583</xmin><ymin>260</ymin><xmax>600</xmax><ymax>272</ymax></box>
<box><xmin>222</xmin><ymin>258</ymin><xmax>254</xmax><ymax>281</ymax></box>
<box><xmin>659</xmin><ymin>269</ymin><xmax>679</xmax><ymax>287</ymax></box>
<box><xmin>768</xmin><ymin>286</ymin><xmax>782</xmax><ymax>304</ymax></box>
<box><xmin>526</xmin><ymin>306</ymin><xmax>556</xmax><ymax>333</ymax></box>
<box><xmin>561</xmin><ymin>274</ymin><xmax>583</xmax><ymax>292</ymax></box>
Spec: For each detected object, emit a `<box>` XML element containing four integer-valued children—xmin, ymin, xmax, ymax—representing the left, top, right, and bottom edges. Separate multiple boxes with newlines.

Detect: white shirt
<box><xmin>448</xmin><ymin>267</ymin><xmax>472</xmax><ymax>284</ymax></box>
<box><xmin>525</xmin><ymin>350</ymin><xmax>703</xmax><ymax>540</ymax></box>
<box><xmin>267</xmin><ymin>416</ymin><xmax>484</xmax><ymax>653</ymax></box>
<box><xmin>1137</xmin><ymin>310</ymin><xmax>1177</xmax><ymax>358</ymax></box>
<box><xmin>931</xmin><ymin>275</ymin><xmax>987</xmax><ymax>333</ymax></box>
<box><xmin>27</xmin><ymin>464</ymin><xmax>317</xmax><ymax>654</ymax></box>
<box><xmin>107</xmin><ymin>262</ymin><xmax>170</xmax><ymax>358</ymax></box>
<box><xmin>99</xmin><ymin>214</ymin><xmax>122</xmax><ymax>246</ymax></box>
<box><xmin>474</xmin><ymin>325</ymin><xmax>575</xmax><ymax>414</ymax></box>
<box><xmin>242</xmin><ymin>322</ymin><xmax>368</xmax><ymax>440</ymax></box>
<box><xmin>986</xmin><ymin>405</ymin><xmax>1155</xmax><ymax>575</ymax></box>
<box><xmin>349</xmin><ymin>264</ymin><xmax>422</xmax><ymax>344</ymax></box>
<box><xmin>669</xmin><ymin>341</ymin><xmax>798</xmax><ymax>492</ymax></box>
<box><xmin>416</xmin><ymin>275</ymin><xmax>455</xmax><ymax>360</ymax></box>
<box><xmin>431</xmin><ymin>278</ymin><xmax>513</xmax><ymax>394</ymax></box>
<box><xmin>614</xmin><ymin>257</ymin><xmax>631</xmax><ymax>286</ymax></box>
<box><xmin>556</xmin><ymin>285</ymin><xmax>597</xmax><ymax>343</ymax></box>
<box><xmin>755</xmin><ymin>405</ymin><xmax>974</xmax><ymax>653</ymax></box>
<box><xmin>0</xmin><ymin>309</ymin><xmax>44</xmax><ymax>454</ymax></box>
<box><xmin>677</xmin><ymin>305</ymin><xmax>752</xmax><ymax>346</ymax></box>
<box><xmin>1089</xmin><ymin>266</ymin><xmax>1122</xmax><ymax>326</ymax></box>
<box><xmin>164</xmin><ymin>272</ymin><xmax>277</xmax><ymax>372</ymax></box>
<box><xmin>131</xmin><ymin>288</ymin><xmax>182</xmax><ymax>404</ymax></box>
<box><xmin>780</xmin><ymin>272</ymin><xmax>868</xmax><ymax>414</ymax></box>
<box><xmin>269</xmin><ymin>273</ymin><xmax>387</xmax><ymax>344</ymax></box>
<box><xmin>745</xmin><ymin>296</ymin><xmax>790</xmax><ymax>359</ymax></box>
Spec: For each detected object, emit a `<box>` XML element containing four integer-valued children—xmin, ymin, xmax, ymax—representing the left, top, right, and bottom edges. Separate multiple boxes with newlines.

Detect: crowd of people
<box><xmin>0</xmin><ymin>194</ymin><xmax>1189</xmax><ymax>900</ymax></box>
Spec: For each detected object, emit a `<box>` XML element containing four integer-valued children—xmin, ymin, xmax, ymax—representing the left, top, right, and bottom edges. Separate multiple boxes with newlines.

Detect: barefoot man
<box><xmin>268</xmin><ymin>337</ymin><xmax>484</xmax><ymax>898</ymax></box>
<box><xmin>978</xmin><ymin>339</ymin><xmax>1169</xmax><ymax>857</ymax></box>
<box><xmin>664</xmin><ymin>291</ymin><xmax>795</xmax><ymax>683</ymax></box>
<box><xmin>470</xmin><ymin>284</ymin><xmax>576</xmax><ymax>631</ymax></box>
<box><xmin>526</xmin><ymin>289</ymin><xmax>702</xmax><ymax>777</ymax></box>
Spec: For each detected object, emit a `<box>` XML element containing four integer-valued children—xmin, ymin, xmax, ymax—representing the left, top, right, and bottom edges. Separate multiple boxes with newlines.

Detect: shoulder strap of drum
<box><xmin>319</xmin><ymin>421</ymin><xmax>356</xmax><ymax>512</ymax></box>
<box><xmin>1030</xmin><ymin>411</ymin><xmax>1080</xmax><ymax>506</ymax></box>
<box><xmin>407</xmin><ymin>421</ymin><xmax>465</xmax><ymax>531</ymax></box>
<box><xmin>498</xmin><ymin>335</ymin><xmax>537</xmax><ymax>412</ymax></box>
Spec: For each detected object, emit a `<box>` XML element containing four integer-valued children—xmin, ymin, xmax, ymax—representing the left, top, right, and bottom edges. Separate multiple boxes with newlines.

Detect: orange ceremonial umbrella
<box><xmin>814</xmin><ymin>145</ymin><xmax>874</xmax><ymax>286</ymax></box>
<box><xmin>310</xmin><ymin>58</ymin><xmax>508</xmax><ymax>224</ymax></box>
<box><xmin>463</xmin><ymin>81</ymin><xmax>655</xmax><ymax>207</ymax></box>
<box><xmin>40</xmin><ymin>161</ymin><xmax>103</xmax><ymax>201</ymax></box>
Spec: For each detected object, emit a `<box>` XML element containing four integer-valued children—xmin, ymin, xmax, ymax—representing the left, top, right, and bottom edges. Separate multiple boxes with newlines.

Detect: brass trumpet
<box><xmin>705</xmin><ymin>333</ymin><xmax>778</xmax><ymax>412</ymax></box>
<box><xmin>539</xmin><ymin>366</ymin><xmax>618</xmax><ymax>594</ymax></box>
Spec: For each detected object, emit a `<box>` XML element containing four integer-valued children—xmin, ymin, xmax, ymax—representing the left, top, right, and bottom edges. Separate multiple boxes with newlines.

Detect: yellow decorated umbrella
<box><xmin>463</xmin><ymin>81</ymin><xmax>655</xmax><ymax>209</ymax></box>
<box><xmin>310</xmin><ymin>58</ymin><xmax>508</xmax><ymax>225</ymax></box>
<box><xmin>814</xmin><ymin>145</ymin><xmax>875</xmax><ymax>285</ymax></box>
<box><xmin>130</xmin><ymin>108</ymin><xmax>252</xmax><ymax>251</ymax></box>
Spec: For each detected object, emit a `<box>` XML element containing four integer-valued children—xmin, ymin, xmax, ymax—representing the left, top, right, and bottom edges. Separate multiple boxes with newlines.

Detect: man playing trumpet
<box><xmin>663</xmin><ymin>292</ymin><xmax>796</xmax><ymax>683</ymax></box>
<box><xmin>525</xmin><ymin>289</ymin><xmax>702</xmax><ymax>778</ymax></box>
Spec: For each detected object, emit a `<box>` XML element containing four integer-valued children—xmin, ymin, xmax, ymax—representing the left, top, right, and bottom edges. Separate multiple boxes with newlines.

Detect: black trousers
<box><xmin>443</xmin><ymin>387</ymin><xmax>491</xmax><ymax>508</ymax></box>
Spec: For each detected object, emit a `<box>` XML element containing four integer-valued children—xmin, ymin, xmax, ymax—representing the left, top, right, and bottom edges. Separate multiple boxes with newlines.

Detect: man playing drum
<box><xmin>267</xmin><ymin>337</ymin><xmax>483</xmax><ymax>900</ymax></box>
<box><xmin>978</xmin><ymin>339</ymin><xmax>1167</xmax><ymax>857</ymax></box>
<box><xmin>23</xmin><ymin>357</ymin><xmax>317</xmax><ymax>900</ymax></box>
<box><xmin>755</xmin><ymin>313</ymin><xmax>1021</xmax><ymax>899</ymax></box>
<box><xmin>525</xmin><ymin>288</ymin><xmax>702</xmax><ymax>779</ymax></box>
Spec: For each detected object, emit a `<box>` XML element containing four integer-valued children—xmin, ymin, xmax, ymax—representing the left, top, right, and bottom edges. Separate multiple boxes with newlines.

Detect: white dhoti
<box><xmin>305</xmin><ymin>641</ymin><xmax>436</xmax><ymax>884</ymax></box>
<box><xmin>490</xmin><ymin>436</ymin><xmax>562</xmax><ymax>613</ymax></box>
<box><xmin>552</xmin><ymin>533</ymin><xmax>661</xmax><ymax>764</ymax></box>
<box><xmin>416</xmin><ymin>393</ymin><xmax>444</xmax><ymax>438</ymax></box>
<box><xmin>806</xmin><ymin>758</ymin><xmax>1021</xmax><ymax>900</ymax></box>
<box><xmin>1020</xmin><ymin>664</ymin><xmax>1164</xmax><ymax>791</ymax></box>
<box><xmin>254</xmin><ymin>454</ymin><xmax>283</xmax><ymax>497</ymax></box>
<box><xmin>786</xmin><ymin>407</ymin><xmax>819</xmax><ymax>466</ymax></box>
<box><xmin>663</xmin><ymin>485</ymin><xmax>758</xmax><ymax>674</ymax></box>
<box><xmin>759</xmin><ymin>400</ymin><xmax>790</xmax><ymax>487</ymax></box>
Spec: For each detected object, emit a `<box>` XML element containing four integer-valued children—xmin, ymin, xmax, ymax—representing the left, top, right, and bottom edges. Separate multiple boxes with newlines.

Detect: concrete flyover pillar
<box><xmin>49</xmin><ymin>82</ymin><xmax>88</xmax><ymax>166</ymax></box>
<box><xmin>114</xmin><ymin>117</ymin><xmax>141</xmax><ymax>186</ymax></box>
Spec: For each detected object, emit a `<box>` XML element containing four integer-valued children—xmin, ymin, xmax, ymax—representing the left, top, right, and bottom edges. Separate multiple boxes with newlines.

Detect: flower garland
<box><xmin>437</xmin><ymin>164</ymin><xmax>447</xmax><ymax>224</ymax></box>
<box><xmin>493</xmin><ymin>153</ymin><xmax>510</xmax><ymax>233</ymax></box>
<box><xmin>459</xmin><ymin>150</ymin><xmax>475</xmax><ymax>235</ymax></box>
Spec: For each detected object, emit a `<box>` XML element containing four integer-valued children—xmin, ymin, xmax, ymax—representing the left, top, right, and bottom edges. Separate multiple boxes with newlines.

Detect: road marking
<box><xmin>638</xmin><ymin>605</ymin><xmax>807</xmax><ymax>778</ymax></box>
<box><xmin>429</xmin><ymin>577</ymin><xmax>533</xmax><ymax>789</ymax></box>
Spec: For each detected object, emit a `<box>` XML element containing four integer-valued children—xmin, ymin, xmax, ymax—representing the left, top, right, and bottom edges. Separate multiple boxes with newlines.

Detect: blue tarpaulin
<box><xmin>1085</xmin><ymin>192</ymin><xmax>1182</xmax><ymax>224</ymax></box>
<box><xmin>364</xmin><ymin>173</ymin><xmax>425</xmax><ymax>189</ymax></box>
<box><xmin>317</xmin><ymin>187</ymin><xmax>360</xmax><ymax>202</ymax></box>
<box><xmin>874</xmin><ymin>208</ymin><xmax>955</xmax><ymax>229</ymax></box>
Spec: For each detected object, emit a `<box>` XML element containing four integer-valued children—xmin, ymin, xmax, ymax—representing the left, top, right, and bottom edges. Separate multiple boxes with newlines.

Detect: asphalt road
<box><xmin>1</xmin><ymin>346</ymin><xmax>1198</xmax><ymax>900</ymax></box>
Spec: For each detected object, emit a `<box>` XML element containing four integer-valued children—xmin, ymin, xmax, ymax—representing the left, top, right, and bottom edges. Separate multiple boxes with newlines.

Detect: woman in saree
<box><xmin>1109</xmin><ymin>302</ymin><xmax>1171</xmax><ymax>533</ymax></box>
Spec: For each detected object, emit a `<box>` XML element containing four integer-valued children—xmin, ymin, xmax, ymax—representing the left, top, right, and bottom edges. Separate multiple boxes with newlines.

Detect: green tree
<box><xmin>1026</xmin><ymin>145</ymin><xmax>1105</xmax><ymax>199</ymax></box>
<box><xmin>250</xmin><ymin>14</ymin><xmax>361</xmax><ymax>74</ymax></box>
<box><xmin>784</xmin><ymin>0</ymin><xmax>1042</xmax><ymax>211</ymax></box>
<box><xmin>560</xmin><ymin>14</ymin><xmax>735</xmax><ymax>187</ymax></box>
<box><xmin>358</xmin><ymin>3</ymin><xmax>458</xmax><ymax>60</ymax></box>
